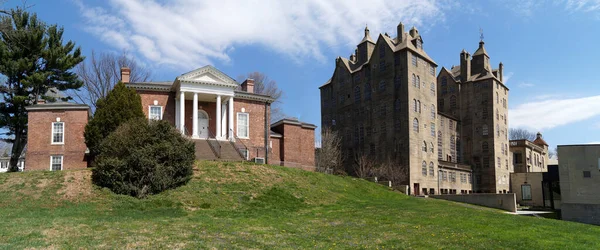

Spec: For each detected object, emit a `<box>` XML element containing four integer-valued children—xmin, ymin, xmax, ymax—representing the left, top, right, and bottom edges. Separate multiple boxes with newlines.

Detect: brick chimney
<box><xmin>241</xmin><ymin>79</ymin><xmax>255</xmax><ymax>93</ymax></box>
<box><xmin>120</xmin><ymin>67</ymin><xmax>131</xmax><ymax>83</ymax></box>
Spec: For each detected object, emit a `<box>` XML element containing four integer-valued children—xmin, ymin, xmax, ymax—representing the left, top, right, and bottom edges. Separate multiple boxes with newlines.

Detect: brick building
<box><xmin>22</xmin><ymin>65</ymin><xmax>316</xmax><ymax>171</ymax></box>
<box><xmin>319</xmin><ymin>23</ymin><xmax>508</xmax><ymax>194</ymax></box>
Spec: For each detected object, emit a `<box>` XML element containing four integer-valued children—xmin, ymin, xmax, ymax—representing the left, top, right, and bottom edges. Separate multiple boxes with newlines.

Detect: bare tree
<box><xmin>373</xmin><ymin>157</ymin><xmax>408</xmax><ymax>189</ymax></box>
<box><xmin>72</xmin><ymin>50</ymin><xmax>151</xmax><ymax>110</ymax></box>
<box><xmin>509</xmin><ymin>128</ymin><xmax>537</xmax><ymax>141</ymax></box>
<box><xmin>237</xmin><ymin>72</ymin><xmax>284</xmax><ymax>122</ymax></box>
<box><xmin>354</xmin><ymin>152</ymin><xmax>376</xmax><ymax>178</ymax></box>
<box><xmin>316</xmin><ymin>128</ymin><xmax>344</xmax><ymax>174</ymax></box>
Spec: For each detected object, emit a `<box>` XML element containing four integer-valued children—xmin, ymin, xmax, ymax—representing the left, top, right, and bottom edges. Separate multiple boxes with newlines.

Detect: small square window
<box><xmin>583</xmin><ymin>171</ymin><xmax>591</xmax><ymax>178</ymax></box>
<box><xmin>149</xmin><ymin>106</ymin><xmax>162</xmax><ymax>120</ymax></box>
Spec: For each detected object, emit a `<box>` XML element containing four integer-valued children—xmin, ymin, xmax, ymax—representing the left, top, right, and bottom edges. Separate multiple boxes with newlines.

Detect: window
<box><xmin>496</xmin><ymin>125</ymin><xmax>500</xmax><ymax>137</ymax></box>
<box><xmin>442</xmin><ymin>171</ymin><xmax>448</xmax><ymax>181</ymax></box>
<box><xmin>417</xmin><ymin>100</ymin><xmax>421</xmax><ymax>113</ymax></box>
<box><xmin>482</xmin><ymin>141</ymin><xmax>489</xmax><ymax>152</ymax></box>
<box><xmin>429</xmin><ymin>162</ymin><xmax>434</xmax><ymax>176</ymax></box>
<box><xmin>416</xmin><ymin>39</ymin><xmax>422</xmax><ymax>50</ymax></box>
<box><xmin>237</xmin><ymin>113</ymin><xmax>249</xmax><ymax>138</ymax></box>
<box><xmin>450</xmin><ymin>136</ymin><xmax>456</xmax><ymax>161</ymax></box>
<box><xmin>50</xmin><ymin>155</ymin><xmax>63</xmax><ymax>171</ymax></box>
<box><xmin>379</xmin><ymin>81</ymin><xmax>386</xmax><ymax>92</ymax></box>
<box><xmin>354</xmin><ymin>86</ymin><xmax>361</xmax><ymax>103</ymax></box>
<box><xmin>241</xmin><ymin>149</ymin><xmax>249</xmax><ymax>160</ymax></box>
<box><xmin>149</xmin><ymin>106</ymin><xmax>162</xmax><ymax>120</ymax></box>
<box><xmin>431</xmin><ymin>104</ymin><xmax>435</xmax><ymax>119</ymax></box>
<box><xmin>496</xmin><ymin>109</ymin><xmax>499</xmax><ymax>120</ymax></box>
<box><xmin>412</xmin><ymin>53</ymin><xmax>417</xmax><ymax>66</ymax></box>
<box><xmin>365</xmin><ymin>83</ymin><xmax>372</xmax><ymax>100</ymax></box>
<box><xmin>482</xmin><ymin>107</ymin><xmax>488</xmax><ymax>119</ymax></box>
<box><xmin>441</xmin><ymin>76</ymin><xmax>448</xmax><ymax>94</ymax></box>
<box><xmin>379</xmin><ymin>60</ymin><xmax>386</xmax><ymax>72</ymax></box>
<box><xmin>413</xmin><ymin>118</ymin><xmax>419</xmax><ymax>132</ymax></box>
<box><xmin>439</xmin><ymin>99</ymin><xmax>444</xmax><ymax>110</ymax></box>
<box><xmin>482</xmin><ymin>124</ymin><xmax>489</xmax><ymax>136</ymax></box>
<box><xmin>583</xmin><ymin>171</ymin><xmax>592</xmax><ymax>178</ymax></box>
<box><xmin>0</xmin><ymin>161</ymin><xmax>7</xmax><ymax>170</ymax></box>
<box><xmin>422</xmin><ymin>141</ymin><xmax>427</xmax><ymax>152</ymax></box>
<box><xmin>429</xmin><ymin>65</ymin><xmax>435</xmax><ymax>76</ymax></box>
<box><xmin>379</xmin><ymin>45</ymin><xmax>385</xmax><ymax>58</ymax></box>
<box><xmin>422</xmin><ymin>161</ymin><xmax>427</xmax><ymax>176</ymax></box>
<box><xmin>449</xmin><ymin>120</ymin><xmax>454</xmax><ymax>130</ymax></box>
<box><xmin>450</xmin><ymin>95</ymin><xmax>457</xmax><ymax>109</ymax></box>
<box><xmin>412</xmin><ymin>74</ymin><xmax>417</xmax><ymax>87</ymax></box>
<box><xmin>430</xmin><ymin>83</ymin><xmax>435</xmax><ymax>96</ymax></box>
<box><xmin>417</xmin><ymin>76</ymin><xmax>420</xmax><ymax>89</ymax></box>
<box><xmin>521</xmin><ymin>185</ymin><xmax>532</xmax><ymax>200</ymax></box>
<box><xmin>468</xmin><ymin>174</ymin><xmax>472</xmax><ymax>184</ymax></box>
<box><xmin>52</xmin><ymin>122</ymin><xmax>64</xmax><ymax>144</ymax></box>
<box><xmin>497</xmin><ymin>157</ymin><xmax>501</xmax><ymax>168</ymax></box>
<box><xmin>430</xmin><ymin>142</ymin><xmax>434</xmax><ymax>153</ymax></box>
<box><xmin>413</xmin><ymin>99</ymin><xmax>417</xmax><ymax>112</ymax></box>
<box><xmin>437</xmin><ymin>131</ymin><xmax>443</xmax><ymax>160</ymax></box>
<box><xmin>394</xmin><ymin>75</ymin><xmax>401</xmax><ymax>88</ymax></box>
<box><xmin>430</xmin><ymin>123</ymin><xmax>435</xmax><ymax>137</ymax></box>
<box><xmin>395</xmin><ymin>99</ymin><xmax>401</xmax><ymax>111</ymax></box>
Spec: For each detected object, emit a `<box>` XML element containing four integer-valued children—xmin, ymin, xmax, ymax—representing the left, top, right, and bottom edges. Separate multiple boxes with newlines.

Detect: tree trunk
<box><xmin>8</xmin><ymin>127</ymin><xmax>25</xmax><ymax>172</ymax></box>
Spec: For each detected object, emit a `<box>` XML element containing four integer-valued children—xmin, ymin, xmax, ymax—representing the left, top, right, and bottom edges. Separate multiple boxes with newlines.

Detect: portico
<box><xmin>173</xmin><ymin>66</ymin><xmax>239</xmax><ymax>140</ymax></box>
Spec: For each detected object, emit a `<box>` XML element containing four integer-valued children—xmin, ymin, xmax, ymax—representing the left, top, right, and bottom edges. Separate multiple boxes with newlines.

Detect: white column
<box><xmin>228</xmin><ymin>97</ymin><xmax>234</xmax><ymax>140</ymax></box>
<box><xmin>192</xmin><ymin>92</ymin><xmax>199</xmax><ymax>138</ymax></box>
<box><xmin>179</xmin><ymin>91</ymin><xmax>185</xmax><ymax>134</ymax></box>
<box><xmin>216</xmin><ymin>95</ymin><xmax>222</xmax><ymax>139</ymax></box>
<box><xmin>175</xmin><ymin>98</ymin><xmax>180</xmax><ymax>129</ymax></box>
<box><xmin>221</xmin><ymin>100</ymin><xmax>227</xmax><ymax>138</ymax></box>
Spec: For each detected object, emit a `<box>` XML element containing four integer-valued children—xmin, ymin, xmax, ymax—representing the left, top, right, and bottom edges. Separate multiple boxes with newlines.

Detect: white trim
<box><xmin>50</xmin><ymin>155</ymin><xmax>63</xmax><ymax>171</ymax></box>
<box><xmin>237</xmin><ymin>112</ymin><xmax>250</xmax><ymax>139</ymax></box>
<box><xmin>51</xmin><ymin>122</ymin><xmax>65</xmax><ymax>145</ymax></box>
<box><xmin>148</xmin><ymin>105</ymin><xmax>163</xmax><ymax>120</ymax></box>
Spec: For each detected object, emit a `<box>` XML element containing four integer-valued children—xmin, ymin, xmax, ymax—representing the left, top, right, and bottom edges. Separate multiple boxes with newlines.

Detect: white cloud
<box><xmin>503</xmin><ymin>72</ymin><xmax>514</xmax><ymax>84</ymax></box>
<box><xmin>509</xmin><ymin>95</ymin><xmax>600</xmax><ymax>131</ymax></box>
<box><xmin>508</xmin><ymin>0</ymin><xmax>600</xmax><ymax>17</ymax></box>
<box><xmin>517</xmin><ymin>82</ymin><xmax>535</xmax><ymax>88</ymax></box>
<box><xmin>75</xmin><ymin>0</ymin><xmax>451</xmax><ymax>69</ymax></box>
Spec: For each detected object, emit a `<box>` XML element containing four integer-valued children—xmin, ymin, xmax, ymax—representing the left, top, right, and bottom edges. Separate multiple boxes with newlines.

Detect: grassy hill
<box><xmin>0</xmin><ymin>161</ymin><xmax>598</xmax><ymax>249</ymax></box>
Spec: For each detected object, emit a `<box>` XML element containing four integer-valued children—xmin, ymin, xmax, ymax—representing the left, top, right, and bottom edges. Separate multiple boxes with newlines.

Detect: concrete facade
<box><xmin>431</xmin><ymin>193</ymin><xmax>517</xmax><ymax>212</ymax></box>
<box><xmin>320</xmin><ymin>23</ymin><xmax>507</xmax><ymax>194</ymax></box>
<box><xmin>25</xmin><ymin>103</ymin><xmax>90</xmax><ymax>171</ymax></box>
<box><xmin>509</xmin><ymin>133</ymin><xmax>549</xmax><ymax>173</ymax></box>
<box><xmin>510</xmin><ymin>172</ymin><xmax>544</xmax><ymax>207</ymax></box>
<box><xmin>558</xmin><ymin>144</ymin><xmax>600</xmax><ymax>225</ymax></box>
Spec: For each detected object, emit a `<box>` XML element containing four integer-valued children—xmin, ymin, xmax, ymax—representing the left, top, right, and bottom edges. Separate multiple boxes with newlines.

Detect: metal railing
<box><xmin>230</xmin><ymin>128</ymin><xmax>248</xmax><ymax>160</ymax></box>
<box><xmin>206</xmin><ymin>129</ymin><xmax>221</xmax><ymax>158</ymax></box>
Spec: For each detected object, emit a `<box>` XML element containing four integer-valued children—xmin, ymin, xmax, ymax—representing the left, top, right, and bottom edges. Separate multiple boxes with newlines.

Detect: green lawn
<box><xmin>0</xmin><ymin>161</ymin><xmax>597</xmax><ymax>249</ymax></box>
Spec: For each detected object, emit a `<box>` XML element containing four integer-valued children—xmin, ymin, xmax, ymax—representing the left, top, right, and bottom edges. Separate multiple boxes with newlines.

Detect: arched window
<box><xmin>354</xmin><ymin>86</ymin><xmax>361</xmax><ymax>103</ymax></box>
<box><xmin>395</xmin><ymin>98</ymin><xmax>401</xmax><ymax>111</ymax></box>
<box><xmin>437</xmin><ymin>131</ymin><xmax>443</xmax><ymax>160</ymax></box>
<box><xmin>482</xmin><ymin>107</ymin><xmax>488</xmax><ymax>119</ymax></box>
<box><xmin>429</xmin><ymin>162</ymin><xmax>434</xmax><ymax>176</ymax></box>
<box><xmin>417</xmin><ymin>76</ymin><xmax>421</xmax><ymax>89</ymax></box>
<box><xmin>430</xmin><ymin>82</ymin><xmax>435</xmax><ymax>96</ymax></box>
<box><xmin>430</xmin><ymin>122</ymin><xmax>435</xmax><ymax>136</ymax></box>
<box><xmin>417</xmin><ymin>100</ymin><xmax>421</xmax><ymax>113</ymax></box>
<box><xmin>413</xmin><ymin>99</ymin><xmax>417</xmax><ymax>112</ymax></box>
<box><xmin>413</xmin><ymin>118</ymin><xmax>419</xmax><ymax>132</ymax></box>
<box><xmin>430</xmin><ymin>142</ymin><xmax>434</xmax><ymax>153</ymax></box>
<box><xmin>431</xmin><ymin>104</ymin><xmax>435</xmax><ymax>119</ymax></box>
<box><xmin>496</xmin><ymin>108</ymin><xmax>499</xmax><ymax>120</ymax></box>
<box><xmin>422</xmin><ymin>161</ymin><xmax>427</xmax><ymax>176</ymax></box>
<box><xmin>412</xmin><ymin>74</ymin><xmax>416</xmax><ymax>87</ymax></box>
<box><xmin>450</xmin><ymin>95</ymin><xmax>457</xmax><ymax>109</ymax></box>
<box><xmin>496</xmin><ymin>92</ymin><xmax>499</xmax><ymax>103</ymax></box>
<box><xmin>365</xmin><ymin>83</ymin><xmax>371</xmax><ymax>100</ymax></box>
<box><xmin>482</xmin><ymin>124</ymin><xmax>489</xmax><ymax>136</ymax></box>
<box><xmin>423</xmin><ymin>141</ymin><xmax>427</xmax><ymax>152</ymax></box>
<box><xmin>482</xmin><ymin>141</ymin><xmax>489</xmax><ymax>152</ymax></box>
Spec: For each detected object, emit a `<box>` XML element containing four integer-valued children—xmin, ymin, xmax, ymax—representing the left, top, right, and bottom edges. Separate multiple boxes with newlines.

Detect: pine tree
<box><xmin>0</xmin><ymin>8</ymin><xmax>84</xmax><ymax>171</ymax></box>
<box><xmin>84</xmin><ymin>81</ymin><xmax>145</xmax><ymax>160</ymax></box>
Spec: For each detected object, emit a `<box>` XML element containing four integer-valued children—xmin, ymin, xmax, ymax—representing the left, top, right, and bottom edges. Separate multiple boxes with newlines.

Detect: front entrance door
<box><xmin>198</xmin><ymin>111</ymin><xmax>209</xmax><ymax>138</ymax></box>
<box><xmin>414</xmin><ymin>183</ymin><xmax>420</xmax><ymax>196</ymax></box>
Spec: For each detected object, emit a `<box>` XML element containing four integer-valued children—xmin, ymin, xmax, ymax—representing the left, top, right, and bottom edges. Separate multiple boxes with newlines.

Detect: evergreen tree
<box><xmin>84</xmin><ymin>81</ymin><xmax>145</xmax><ymax>160</ymax></box>
<box><xmin>0</xmin><ymin>8</ymin><xmax>84</xmax><ymax>171</ymax></box>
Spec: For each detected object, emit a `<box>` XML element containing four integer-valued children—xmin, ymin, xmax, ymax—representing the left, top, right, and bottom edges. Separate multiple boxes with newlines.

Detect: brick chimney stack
<box><xmin>120</xmin><ymin>67</ymin><xmax>131</xmax><ymax>83</ymax></box>
<box><xmin>241</xmin><ymin>79</ymin><xmax>255</xmax><ymax>93</ymax></box>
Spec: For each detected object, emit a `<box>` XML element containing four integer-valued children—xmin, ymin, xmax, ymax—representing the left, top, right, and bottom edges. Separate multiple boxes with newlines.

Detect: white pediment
<box><xmin>177</xmin><ymin>65</ymin><xmax>238</xmax><ymax>88</ymax></box>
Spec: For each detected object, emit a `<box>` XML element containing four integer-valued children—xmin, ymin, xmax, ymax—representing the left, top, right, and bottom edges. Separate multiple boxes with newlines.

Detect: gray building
<box><xmin>558</xmin><ymin>144</ymin><xmax>600</xmax><ymax>225</ymax></box>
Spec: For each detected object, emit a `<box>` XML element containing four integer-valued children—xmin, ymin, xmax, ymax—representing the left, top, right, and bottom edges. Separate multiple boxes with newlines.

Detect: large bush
<box><xmin>92</xmin><ymin>118</ymin><xmax>195</xmax><ymax>198</ymax></box>
<box><xmin>84</xmin><ymin>81</ymin><xmax>145</xmax><ymax>159</ymax></box>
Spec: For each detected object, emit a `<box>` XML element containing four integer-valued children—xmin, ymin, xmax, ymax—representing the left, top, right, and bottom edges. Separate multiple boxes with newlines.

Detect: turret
<box><xmin>472</xmin><ymin>40</ymin><xmax>491</xmax><ymax>75</ymax></box>
<box><xmin>356</xmin><ymin>25</ymin><xmax>375</xmax><ymax>65</ymax></box>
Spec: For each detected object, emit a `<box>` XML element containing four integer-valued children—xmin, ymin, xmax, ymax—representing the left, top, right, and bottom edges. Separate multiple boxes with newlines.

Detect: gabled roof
<box><xmin>473</xmin><ymin>41</ymin><xmax>488</xmax><ymax>57</ymax></box>
<box><xmin>176</xmin><ymin>65</ymin><xmax>239</xmax><ymax>88</ymax></box>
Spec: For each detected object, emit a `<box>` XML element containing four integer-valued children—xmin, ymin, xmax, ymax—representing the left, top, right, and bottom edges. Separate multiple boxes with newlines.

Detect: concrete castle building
<box><xmin>319</xmin><ymin>23</ymin><xmax>508</xmax><ymax>194</ymax></box>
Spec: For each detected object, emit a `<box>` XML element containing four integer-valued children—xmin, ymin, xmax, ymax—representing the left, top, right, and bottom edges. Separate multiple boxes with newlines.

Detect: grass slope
<box><xmin>0</xmin><ymin>161</ymin><xmax>598</xmax><ymax>249</ymax></box>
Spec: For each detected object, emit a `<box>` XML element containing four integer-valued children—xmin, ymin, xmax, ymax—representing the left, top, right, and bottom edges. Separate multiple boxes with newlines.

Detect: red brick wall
<box><xmin>272</xmin><ymin>123</ymin><xmax>316</xmax><ymax>170</ymax></box>
<box><xmin>234</xmin><ymin>99</ymin><xmax>270</xmax><ymax>160</ymax></box>
<box><xmin>270</xmin><ymin>136</ymin><xmax>282</xmax><ymax>165</ymax></box>
<box><xmin>26</xmin><ymin>109</ymin><xmax>89</xmax><ymax>171</ymax></box>
<box><xmin>138</xmin><ymin>91</ymin><xmax>176</xmax><ymax>125</ymax></box>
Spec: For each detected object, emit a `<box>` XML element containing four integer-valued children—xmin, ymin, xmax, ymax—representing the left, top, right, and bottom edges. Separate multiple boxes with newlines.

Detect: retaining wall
<box><xmin>430</xmin><ymin>193</ymin><xmax>517</xmax><ymax>212</ymax></box>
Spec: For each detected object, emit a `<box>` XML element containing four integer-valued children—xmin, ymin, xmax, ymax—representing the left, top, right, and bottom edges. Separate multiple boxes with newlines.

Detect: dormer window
<box><xmin>416</xmin><ymin>39</ymin><xmax>423</xmax><ymax>50</ymax></box>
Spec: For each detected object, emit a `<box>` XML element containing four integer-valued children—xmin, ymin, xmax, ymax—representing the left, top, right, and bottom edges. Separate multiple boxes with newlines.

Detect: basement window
<box><xmin>583</xmin><ymin>171</ymin><xmax>592</xmax><ymax>178</ymax></box>
<box><xmin>50</xmin><ymin>155</ymin><xmax>63</xmax><ymax>171</ymax></box>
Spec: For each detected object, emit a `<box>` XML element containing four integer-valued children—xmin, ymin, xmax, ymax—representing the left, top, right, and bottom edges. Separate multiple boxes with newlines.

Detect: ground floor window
<box><xmin>0</xmin><ymin>161</ymin><xmax>7</xmax><ymax>170</ymax></box>
<box><xmin>521</xmin><ymin>185</ymin><xmax>532</xmax><ymax>200</ymax></box>
<box><xmin>429</xmin><ymin>188</ymin><xmax>435</xmax><ymax>195</ymax></box>
<box><xmin>50</xmin><ymin>155</ymin><xmax>63</xmax><ymax>171</ymax></box>
<box><xmin>149</xmin><ymin>106</ymin><xmax>163</xmax><ymax>120</ymax></box>
<box><xmin>237</xmin><ymin>113</ymin><xmax>249</xmax><ymax>138</ymax></box>
<box><xmin>241</xmin><ymin>149</ymin><xmax>249</xmax><ymax>160</ymax></box>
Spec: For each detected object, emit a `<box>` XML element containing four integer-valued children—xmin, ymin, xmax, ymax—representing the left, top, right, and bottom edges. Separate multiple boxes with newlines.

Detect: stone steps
<box><xmin>192</xmin><ymin>139</ymin><xmax>244</xmax><ymax>162</ymax></box>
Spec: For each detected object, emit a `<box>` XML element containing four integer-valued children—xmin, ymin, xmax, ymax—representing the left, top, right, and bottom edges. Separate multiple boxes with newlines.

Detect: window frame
<box><xmin>236</xmin><ymin>112</ymin><xmax>250</xmax><ymax>139</ymax></box>
<box><xmin>51</xmin><ymin>122</ymin><xmax>65</xmax><ymax>145</ymax></box>
<box><xmin>50</xmin><ymin>155</ymin><xmax>63</xmax><ymax>171</ymax></box>
<box><xmin>149</xmin><ymin>105</ymin><xmax>163</xmax><ymax>120</ymax></box>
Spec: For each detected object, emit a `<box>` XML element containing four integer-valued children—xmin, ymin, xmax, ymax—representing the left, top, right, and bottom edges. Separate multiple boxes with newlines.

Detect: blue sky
<box><xmin>5</xmin><ymin>0</ymin><xmax>600</xmax><ymax>151</ymax></box>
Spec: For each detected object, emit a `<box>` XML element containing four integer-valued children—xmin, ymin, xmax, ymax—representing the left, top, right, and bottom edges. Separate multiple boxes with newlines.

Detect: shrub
<box><xmin>84</xmin><ymin>82</ymin><xmax>146</xmax><ymax>159</ymax></box>
<box><xmin>92</xmin><ymin>118</ymin><xmax>195</xmax><ymax>198</ymax></box>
